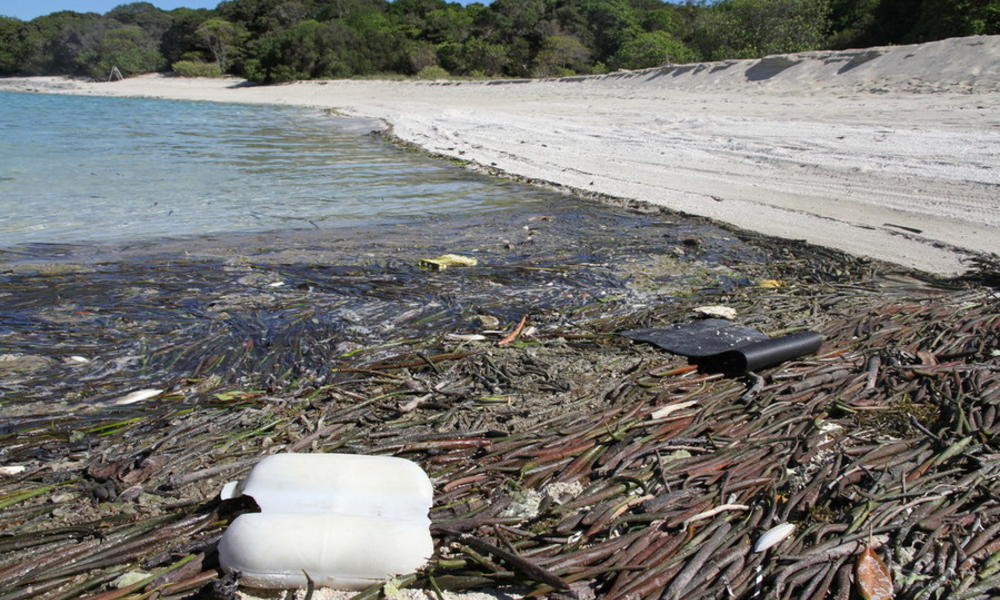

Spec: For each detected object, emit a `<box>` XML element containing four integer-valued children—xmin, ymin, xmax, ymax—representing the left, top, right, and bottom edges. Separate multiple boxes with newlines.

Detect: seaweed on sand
<box><xmin>1</xmin><ymin>205</ymin><xmax>997</xmax><ymax>600</ymax></box>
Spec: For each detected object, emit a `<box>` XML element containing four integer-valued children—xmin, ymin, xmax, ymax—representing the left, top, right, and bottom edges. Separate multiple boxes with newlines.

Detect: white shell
<box><xmin>445</xmin><ymin>333</ymin><xmax>488</xmax><ymax>342</ymax></box>
<box><xmin>114</xmin><ymin>389</ymin><xmax>163</xmax><ymax>405</ymax></box>
<box><xmin>0</xmin><ymin>465</ymin><xmax>27</xmax><ymax>476</ymax></box>
<box><xmin>754</xmin><ymin>522</ymin><xmax>796</xmax><ymax>552</ymax></box>
<box><xmin>693</xmin><ymin>305</ymin><xmax>738</xmax><ymax>320</ymax></box>
<box><xmin>650</xmin><ymin>400</ymin><xmax>699</xmax><ymax>419</ymax></box>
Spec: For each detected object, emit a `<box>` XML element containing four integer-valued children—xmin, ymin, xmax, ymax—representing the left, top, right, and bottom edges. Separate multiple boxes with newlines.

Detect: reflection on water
<box><xmin>0</xmin><ymin>92</ymin><xmax>544</xmax><ymax>246</ymax></box>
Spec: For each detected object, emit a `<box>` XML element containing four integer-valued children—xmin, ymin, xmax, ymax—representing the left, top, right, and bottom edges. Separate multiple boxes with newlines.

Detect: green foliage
<box><xmin>641</xmin><ymin>7</ymin><xmax>685</xmax><ymax>35</ymax></box>
<box><xmin>106</xmin><ymin>3</ymin><xmax>173</xmax><ymax>37</ymax></box>
<box><xmin>23</xmin><ymin>11</ymin><xmax>114</xmax><ymax>75</ymax></box>
<box><xmin>691</xmin><ymin>0</ymin><xmax>831</xmax><ymax>60</ymax></box>
<box><xmin>423</xmin><ymin>6</ymin><xmax>473</xmax><ymax>44</ymax></box>
<box><xmin>244</xmin><ymin>19</ymin><xmax>362</xmax><ymax>82</ymax></box>
<box><xmin>160</xmin><ymin>8</ymin><xmax>213</xmax><ymax>64</ymax></box>
<box><xmin>579</xmin><ymin>0</ymin><xmax>642</xmax><ymax>60</ymax></box>
<box><xmin>610</xmin><ymin>30</ymin><xmax>697</xmax><ymax>69</ymax></box>
<box><xmin>906</xmin><ymin>0</ymin><xmax>1000</xmax><ymax>42</ymax></box>
<box><xmin>404</xmin><ymin>40</ymin><xmax>438</xmax><ymax>73</ymax></box>
<box><xmin>533</xmin><ymin>34</ymin><xmax>591</xmax><ymax>76</ymax></box>
<box><xmin>1</xmin><ymin>0</ymin><xmax>993</xmax><ymax>81</ymax></box>
<box><xmin>217</xmin><ymin>0</ymin><xmax>311</xmax><ymax>35</ymax></box>
<box><xmin>77</xmin><ymin>25</ymin><xmax>165</xmax><ymax>79</ymax></box>
<box><xmin>195</xmin><ymin>17</ymin><xmax>246</xmax><ymax>71</ymax></box>
<box><xmin>415</xmin><ymin>64</ymin><xmax>449</xmax><ymax>79</ymax></box>
<box><xmin>172</xmin><ymin>59</ymin><xmax>223</xmax><ymax>77</ymax></box>
<box><xmin>826</xmin><ymin>0</ymin><xmax>998</xmax><ymax>48</ymax></box>
<box><xmin>437</xmin><ymin>37</ymin><xmax>510</xmax><ymax>76</ymax></box>
<box><xmin>825</xmin><ymin>0</ymin><xmax>879</xmax><ymax>48</ymax></box>
<box><xmin>0</xmin><ymin>17</ymin><xmax>30</xmax><ymax>74</ymax></box>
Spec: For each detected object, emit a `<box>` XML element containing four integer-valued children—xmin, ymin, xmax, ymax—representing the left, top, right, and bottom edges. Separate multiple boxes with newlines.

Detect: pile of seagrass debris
<box><xmin>1</xmin><ymin>232</ymin><xmax>998</xmax><ymax>600</ymax></box>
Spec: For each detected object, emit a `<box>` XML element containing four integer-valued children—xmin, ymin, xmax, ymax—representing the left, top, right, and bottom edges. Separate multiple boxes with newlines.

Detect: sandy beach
<box><xmin>3</xmin><ymin>36</ymin><xmax>1000</xmax><ymax>600</ymax></box>
<box><xmin>3</xmin><ymin>35</ymin><xmax>998</xmax><ymax>275</ymax></box>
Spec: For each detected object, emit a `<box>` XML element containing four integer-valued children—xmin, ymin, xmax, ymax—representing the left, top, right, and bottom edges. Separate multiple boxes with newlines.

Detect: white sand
<box><xmin>3</xmin><ymin>35</ymin><xmax>998</xmax><ymax>275</ymax></box>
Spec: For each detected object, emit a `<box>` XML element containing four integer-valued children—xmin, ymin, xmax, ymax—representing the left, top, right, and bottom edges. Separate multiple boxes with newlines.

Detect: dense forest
<box><xmin>0</xmin><ymin>0</ymin><xmax>996</xmax><ymax>83</ymax></box>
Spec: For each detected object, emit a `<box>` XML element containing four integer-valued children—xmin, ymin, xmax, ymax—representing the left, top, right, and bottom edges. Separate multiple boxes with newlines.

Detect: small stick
<box><xmin>437</xmin><ymin>528</ymin><xmax>569</xmax><ymax>590</ymax></box>
<box><xmin>498</xmin><ymin>315</ymin><xmax>529</xmax><ymax>347</ymax></box>
<box><xmin>303</xmin><ymin>570</ymin><xmax>315</xmax><ymax>600</ymax></box>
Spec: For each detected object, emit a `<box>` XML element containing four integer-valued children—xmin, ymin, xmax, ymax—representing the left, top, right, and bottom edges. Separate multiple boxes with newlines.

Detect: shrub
<box><xmin>691</xmin><ymin>0</ymin><xmax>830</xmax><ymax>60</ymax></box>
<box><xmin>533</xmin><ymin>34</ymin><xmax>591</xmax><ymax>77</ymax></box>
<box><xmin>172</xmin><ymin>60</ymin><xmax>223</xmax><ymax>77</ymax></box>
<box><xmin>610</xmin><ymin>31</ymin><xmax>697</xmax><ymax>70</ymax></box>
<box><xmin>78</xmin><ymin>25</ymin><xmax>166</xmax><ymax>80</ymax></box>
<box><xmin>415</xmin><ymin>65</ymin><xmax>449</xmax><ymax>80</ymax></box>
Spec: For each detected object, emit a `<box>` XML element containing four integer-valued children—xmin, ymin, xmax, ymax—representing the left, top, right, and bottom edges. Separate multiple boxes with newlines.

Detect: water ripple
<box><xmin>0</xmin><ymin>92</ymin><xmax>543</xmax><ymax>246</ymax></box>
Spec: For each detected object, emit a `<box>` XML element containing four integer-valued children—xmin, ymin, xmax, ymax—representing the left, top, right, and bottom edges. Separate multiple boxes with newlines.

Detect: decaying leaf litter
<box><xmin>0</xmin><ymin>196</ymin><xmax>998</xmax><ymax>600</ymax></box>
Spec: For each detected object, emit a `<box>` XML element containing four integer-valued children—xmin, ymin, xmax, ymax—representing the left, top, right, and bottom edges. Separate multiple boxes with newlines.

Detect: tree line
<box><xmin>0</xmin><ymin>0</ymin><xmax>996</xmax><ymax>83</ymax></box>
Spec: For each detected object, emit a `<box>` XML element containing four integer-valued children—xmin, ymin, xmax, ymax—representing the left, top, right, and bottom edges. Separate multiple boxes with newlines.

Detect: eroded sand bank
<box><xmin>3</xmin><ymin>35</ymin><xmax>998</xmax><ymax>275</ymax></box>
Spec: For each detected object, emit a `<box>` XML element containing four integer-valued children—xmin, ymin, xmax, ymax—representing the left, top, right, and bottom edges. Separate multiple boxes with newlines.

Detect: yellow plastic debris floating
<box><xmin>758</xmin><ymin>279</ymin><xmax>787</xmax><ymax>289</ymax></box>
<box><xmin>419</xmin><ymin>254</ymin><xmax>478</xmax><ymax>271</ymax></box>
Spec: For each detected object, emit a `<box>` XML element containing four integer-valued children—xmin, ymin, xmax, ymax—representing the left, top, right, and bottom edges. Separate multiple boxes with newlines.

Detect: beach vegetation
<box><xmin>106</xmin><ymin>2</ymin><xmax>173</xmax><ymax>39</ymax></box>
<box><xmin>405</xmin><ymin>40</ymin><xmax>438</xmax><ymax>73</ymax></box>
<box><xmin>824</xmin><ymin>0</ymin><xmax>879</xmax><ymax>48</ymax></box>
<box><xmin>437</xmin><ymin>38</ymin><xmax>510</xmax><ymax>77</ymax></box>
<box><xmin>0</xmin><ymin>17</ymin><xmax>31</xmax><ymax>74</ymax></box>
<box><xmin>171</xmin><ymin>58</ymin><xmax>223</xmax><ymax>77</ymax></box>
<box><xmin>77</xmin><ymin>24</ymin><xmax>166</xmax><ymax>79</ymax></box>
<box><xmin>690</xmin><ymin>0</ymin><xmax>831</xmax><ymax>60</ymax></box>
<box><xmin>0</xmin><ymin>0</ymin><xmax>995</xmax><ymax>80</ymax></box>
<box><xmin>21</xmin><ymin>11</ymin><xmax>112</xmax><ymax>75</ymax></box>
<box><xmin>415</xmin><ymin>64</ymin><xmax>449</xmax><ymax>79</ymax></box>
<box><xmin>905</xmin><ymin>0</ymin><xmax>1000</xmax><ymax>42</ymax></box>
<box><xmin>533</xmin><ymin>34</ymin><xmax>591</xmax><ymax>76</ymax></box>
<box><xmin>610</xmin><ymin>29</ymin><xmax>697</xmax><ymax>69</ymax></box>
<box><xmin>194</xmin><ymin>17</ymin><xmax>246</xmax><ymax>71</ymax></box>
<box><xmin>161</xmin><ymin>13</ymin><xmax>213</xmax><ymax>66</ymax></box>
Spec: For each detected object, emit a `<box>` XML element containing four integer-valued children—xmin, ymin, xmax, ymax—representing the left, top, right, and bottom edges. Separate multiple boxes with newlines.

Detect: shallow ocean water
<box><xmin>0</xmin><ymin>91</ymin><xmax>783</xmax><ymax>413</ymax></box>
<box><xmin>0</xmin><ymin>91</ymin><xmax>547</xmax><ymax>247</ymax></box>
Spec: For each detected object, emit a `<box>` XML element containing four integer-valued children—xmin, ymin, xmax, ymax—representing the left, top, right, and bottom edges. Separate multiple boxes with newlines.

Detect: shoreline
<box><xmin>2</xmin><ymin>35</ymin><xmax>999</xmax><ymax>275</ymax></box>
<box><xmin>2</xmin><ymin>40</ymin><xmax>999</xmax><ymax>600</ymax></box>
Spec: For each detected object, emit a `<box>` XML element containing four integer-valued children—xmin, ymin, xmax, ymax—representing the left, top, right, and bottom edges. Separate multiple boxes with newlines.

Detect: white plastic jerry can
<box><xmin>217</xmin><ymin>453</ymin><xmax>434</xmax><ymax>589</ymax></box>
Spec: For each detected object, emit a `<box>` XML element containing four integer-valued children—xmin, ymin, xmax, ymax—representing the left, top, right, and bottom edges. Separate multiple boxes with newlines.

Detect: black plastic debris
<box><xmin>709</xmin><ymin>331</ymin><xmax>824</xmax><ymax>373</ymax></box>
<box><xmin>621</xmin><ymin>320</ymin><xmax>823</xmax><ymax>373</ymax></box>
<box><xmin>622</xmin><ymin>319</ymin><xmax>766</xmax><ymax>356</ymax></box>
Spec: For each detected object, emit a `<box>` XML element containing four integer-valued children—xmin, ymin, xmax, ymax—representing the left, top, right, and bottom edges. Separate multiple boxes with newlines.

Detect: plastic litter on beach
<box><xmin>418</xmin><ymin>254</ymin><xmax>478</xmax><ymax>271</ymax></box>
<box><xmin>218</xmin><ymin>453</ymin><xmax>434</xmax><ymax>590</ymax></box>
<box><xmin>0</xmin><ymin>465</ymin><xmax>27</xmax><ymax>477</ymax></box>
<box><xmin>620</xmin><ymin>319</ymin><xmax>823</xmax><ymax>373</ymax></box>
<box><xmin>692</xmin><ymin>305</ymin><xmax>738</xmax><ymax>320</ymax></box>
<box><xmin>757</xmin><ymin>279</ymin><xmax>787</xmax><ymax>288</ymax></box>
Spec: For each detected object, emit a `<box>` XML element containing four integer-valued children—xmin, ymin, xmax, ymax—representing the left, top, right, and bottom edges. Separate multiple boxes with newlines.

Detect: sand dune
<box><xmin>4</xmin><ymin>35</ymin><xmax>998</xmax><ymax>275</ymax></box>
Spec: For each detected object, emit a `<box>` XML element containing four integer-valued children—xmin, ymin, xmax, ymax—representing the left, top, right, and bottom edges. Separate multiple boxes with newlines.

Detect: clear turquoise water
<box><xmin>0</xmin><ymin>91</ymin><xmax>541</xmax><ymax>246</ymax></box>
